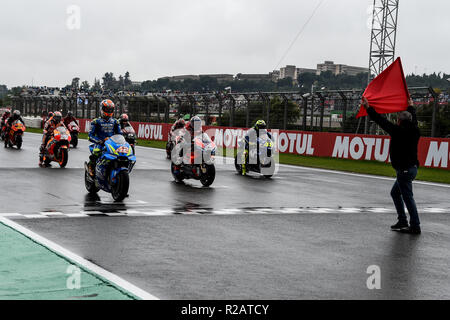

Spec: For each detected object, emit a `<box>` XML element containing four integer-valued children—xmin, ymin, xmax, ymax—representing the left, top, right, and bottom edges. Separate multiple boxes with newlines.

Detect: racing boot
<box><xmin>241</xmin><ymin>150</ymin><xmax>247</xmax><ymax>176</ymax></box>
<box><xmin>88</xmin><ymin>155</ymin><xmax>97</xmax><ymax>177</ymax></box>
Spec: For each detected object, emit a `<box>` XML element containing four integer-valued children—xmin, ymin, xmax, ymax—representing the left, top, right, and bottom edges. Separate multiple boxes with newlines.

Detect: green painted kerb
<box><xmin>0</xmin><ymin>222</ymin><xmax>136</xmax><ymax>300</ymax></box>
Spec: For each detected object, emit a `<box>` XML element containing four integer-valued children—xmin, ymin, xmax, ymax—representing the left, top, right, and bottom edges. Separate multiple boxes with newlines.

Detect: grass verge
<box><xmin>26</xmin><ymin>127</ymin><xmax>450</xmax><ymax>184</ymax></box>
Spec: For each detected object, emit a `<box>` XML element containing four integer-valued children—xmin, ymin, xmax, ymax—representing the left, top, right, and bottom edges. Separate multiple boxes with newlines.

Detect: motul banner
<box><xmin>77</xmin><ymin>119</ymin><xmax>450</xmax><ymax>170</ymax></box>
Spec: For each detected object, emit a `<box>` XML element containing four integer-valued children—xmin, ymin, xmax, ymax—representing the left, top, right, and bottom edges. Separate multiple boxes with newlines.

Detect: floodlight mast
<box><xmin>364</xmin><ymin>0</ymin><xmax>400</xmax><ymax>134</ymax></box>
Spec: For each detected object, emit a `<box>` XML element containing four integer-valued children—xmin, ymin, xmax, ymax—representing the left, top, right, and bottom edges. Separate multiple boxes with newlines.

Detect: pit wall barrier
<box><xmin>71</xmin><ymin>119</ymin><xmax>449</xmax><ymax>170</ymax></box>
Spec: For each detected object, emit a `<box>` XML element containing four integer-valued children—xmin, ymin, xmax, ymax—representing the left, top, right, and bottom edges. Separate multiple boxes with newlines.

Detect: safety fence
<box><xmin>11</xmin><ymin>86</ymin><xmax>447</xmax><ymax>138</ymax></box>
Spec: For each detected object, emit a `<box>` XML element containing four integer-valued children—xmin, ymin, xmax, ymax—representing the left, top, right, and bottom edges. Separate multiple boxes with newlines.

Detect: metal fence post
<box><xmin>244</xmin><ymin>94</ymin><xmax>251</xmax><ymax>128</ymax></box>
<box><xmin>429</xmin><ymin>87</ymin><xmax>438</xmax><ymax>137</ymax></box>
<box><xmin>282</xmin><ymin>94</ymin><xmax>288</xmax><ymax>130</ymax></box>
<box><xmin>339</xmin><ymin>92</ymin><xmax>347</xmax><ymax>133</ymax></box>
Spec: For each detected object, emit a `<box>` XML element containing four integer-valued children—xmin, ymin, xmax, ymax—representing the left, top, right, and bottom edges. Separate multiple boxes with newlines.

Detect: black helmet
<box><xmin>12</xmin><ymin>110</ymin><xmax>21</xmax><ymax>120</ymax></box>
<box><xmin>67</xmin><ymin>111</ymin><xmax>73</xmax><ymax>117</ymax></box>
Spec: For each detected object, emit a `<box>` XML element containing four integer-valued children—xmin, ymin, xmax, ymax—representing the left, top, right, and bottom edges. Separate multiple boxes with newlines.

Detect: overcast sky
<box><xmin>1</xmin><ymin>0</ymin><xmax>449</xmax><ymax>88</ymax></box>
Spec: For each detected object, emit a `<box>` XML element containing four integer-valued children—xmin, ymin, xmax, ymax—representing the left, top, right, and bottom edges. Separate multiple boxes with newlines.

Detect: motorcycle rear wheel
<box><xmin>200</xmin><ymin>164</ymin><xmax>216</xmax><ymax>187</ymax></box>
<box><xmin>71</xmin><ymin>134</ymin><xmax>78</xmax><ymax>148</ymax></box>
<box><xmin>111</xmin><ymin>170</ymin><xmax>129</xmax><ymax>202</ymax></box>
<box><xmin>84</xmin><ymin>169</ymin><xmax>99</xmax><ymax>194</ymax></box>
<box><xmin>263</xmin><ymin>159</ymin><xmax>275</xmax><ymax>179</ymax></box>
<box><xmin>171</xmin><ymin>162</ymin><xmax>184</xmax><ymax>183</ymax></box>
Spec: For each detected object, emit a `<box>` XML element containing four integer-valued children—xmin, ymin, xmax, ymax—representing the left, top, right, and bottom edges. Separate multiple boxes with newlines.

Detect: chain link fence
<box><xmin>11</xmin><ymin>87</ymin><xmax>447</xmax><ymax>137</ymax></box>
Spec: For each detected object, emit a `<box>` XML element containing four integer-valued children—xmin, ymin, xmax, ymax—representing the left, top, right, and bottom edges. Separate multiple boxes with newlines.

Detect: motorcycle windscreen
<box><xmin>122</xmin><ymin>125</ymin><xmax>136</xmax><ymax>134</ymax></box>
<box><xmin>110</xmin><ymin>134</ymin><xmax>127</xmax><ymax>145</ymax></box>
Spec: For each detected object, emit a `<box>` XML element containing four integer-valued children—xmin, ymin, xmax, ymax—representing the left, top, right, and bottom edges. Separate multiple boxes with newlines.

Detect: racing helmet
<box><xmin>12</xmin><ymin>110</ymin><xmax>21</xmax><ymax>120</ymax></box>
<box><xmin>174</xmin><ymin>119</ymin><xmax>185</xmax><ymax>129</ymax></box>
<box><xmin>183</xmin><ymin>114</ymin><xmax>191</xmax><ymax>121</ymax></box>
<box><xmin>100</xmin><ymin>99</ymin><xmax>115</xmax><ymax>119</ymax></box>
<box><xmin>52</xmin><ymin>111</ymin><xmax>62</xmax><ymax>123</ymax></box>
<box><xmin>254</xmin><ymin>119</ymin><xmax>267</xmax><ymax>131</ymax></box>
<box><xmin>188</xmin><ymin>116</ymin><xmax>202</xmax><ymax>133</ymax></box>
<box><xmin>4</xmin><ymin>109</ymin><xmax>11</xmax><ymax>116</ymax></box>
<box><xmin>67</xmin><ymin>111</ymin><xmax>73</xmax><ymax>117</ymax></box>
<box><xmin>119</xmin><ymin>113</ymin><xmax>129</xmax><ymax>123</ymax></box>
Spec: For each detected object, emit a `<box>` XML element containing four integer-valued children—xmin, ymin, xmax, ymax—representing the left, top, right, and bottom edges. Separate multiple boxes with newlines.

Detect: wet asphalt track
<box><xmin>1</xmin><ymin>132</ymin><xmax>450</xmax><ymax>299</ymax></box>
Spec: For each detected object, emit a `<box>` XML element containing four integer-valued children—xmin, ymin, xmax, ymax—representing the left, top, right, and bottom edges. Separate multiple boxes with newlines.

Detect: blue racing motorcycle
<box><xmin>84</xmin><ymin>135</ymin><xmax>136</xmax><ymax>201</ymax></box>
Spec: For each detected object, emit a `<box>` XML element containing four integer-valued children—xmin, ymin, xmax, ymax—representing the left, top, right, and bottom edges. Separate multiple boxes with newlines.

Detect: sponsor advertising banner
<box><xmin>77</xmin><ymin>119</ymin><xmax>450</xmax><ymax>170</ymax></box>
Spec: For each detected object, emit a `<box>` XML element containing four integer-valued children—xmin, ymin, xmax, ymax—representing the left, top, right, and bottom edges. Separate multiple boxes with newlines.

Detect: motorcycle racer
<box><xmin>87</xmin><ymin>99</ymin><xmax>122</xmax><ymax>176</ymax></box>
<box><xmin>39</xmin><ymin>111</ymin><xmax>65</xmax><ymax>166</ymax></box>
<box><xmin>240</xmin><ymin>120</ymin><xmax>272</xmax><ymax>175</ymax></box>
<box><xmin>1</xmin><ymin>108</ymin><xmax>11</xmax><ymax>139</ymax></box>
<box><xmin>63</xmin><ymin>111</ymin><xmax>79</xmax><ymax>128</ymax></box>
<box><xmin>118</xmin><ymin>113</ymin><xmax>130</xmax><ymax>130</ymax></box>
<box><xmin>4</xmin><ymin>110</ymin><xmax>25</xmax><ymax>145</ymax></box>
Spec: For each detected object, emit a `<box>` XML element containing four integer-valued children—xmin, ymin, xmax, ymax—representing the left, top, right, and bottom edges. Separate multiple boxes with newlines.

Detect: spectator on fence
<box><xmin>361</xmin><ymin>96</ymin><xmax>421</xmax><ymax>235</ymax></box>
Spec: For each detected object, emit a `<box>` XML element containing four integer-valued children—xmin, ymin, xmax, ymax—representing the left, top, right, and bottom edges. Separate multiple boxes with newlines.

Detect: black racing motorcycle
<box><xmin>122</xmin><ymin>124</ymin><xmax>137</xmax><ymax>155</ymax></box>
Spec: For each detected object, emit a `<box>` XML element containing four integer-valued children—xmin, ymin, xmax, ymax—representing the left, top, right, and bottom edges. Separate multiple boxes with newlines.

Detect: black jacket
<box><xmin>367</xmin><ymin>106</ymin><xmax>420</xmax><ymax>171</ymax></box>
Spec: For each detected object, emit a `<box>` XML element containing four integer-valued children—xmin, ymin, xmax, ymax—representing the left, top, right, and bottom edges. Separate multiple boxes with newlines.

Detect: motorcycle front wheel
<box><xmin>59</xmin><ymin>148</ymin><xmax>68</xmax><ymax>168</ymax></box>
<box><xmin>111</xmin><ymin>170</ymin><xmax>129</xmax><ymax>202</ymax></box>
<box><xmin>16</xmin><ymin>135</ymin><xmax>22</xmax><ymax>149</ymax></box>
<box><xmin>234</xmin><ymin>155</ymin><xmax>243</xmax><ymax>175</ymax></box>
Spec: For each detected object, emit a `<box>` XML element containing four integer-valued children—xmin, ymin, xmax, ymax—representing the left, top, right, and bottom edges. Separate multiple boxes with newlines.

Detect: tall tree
<box><xmin>71</xmin><ymin>77</ymin><xmax>80</xmax><ymax>90</ymax></box>
<box><xmin>124</xmin><ymin>71</ymin><xmax>132</xmax><ymax>88</ymax></box>
<box><xmin>81</xmin><ymin>80</ymin><xmax>90</xmax><ymax>90</ymax></box>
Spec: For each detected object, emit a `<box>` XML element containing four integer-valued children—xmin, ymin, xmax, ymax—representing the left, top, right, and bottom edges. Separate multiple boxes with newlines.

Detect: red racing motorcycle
<box><xmin>4</xmin><ymin>120</ymin><xmax>26</xmax><ymax>149</ymax></box>
<box><xmin>42</xmin><ymin>126</ymin><xmax>71</xmax><ymax>168</ymax></box>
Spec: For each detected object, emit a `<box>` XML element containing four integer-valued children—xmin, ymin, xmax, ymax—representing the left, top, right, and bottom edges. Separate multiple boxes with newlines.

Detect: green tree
<box><xmin>416</xmin><ymin>103</ymin><xmax>450</xmax><ymax>137</ymax></box>
<box><xmin>81</xmin><ymin>80</ymin><xmax>90</xmax><ymax>90</ymax></box>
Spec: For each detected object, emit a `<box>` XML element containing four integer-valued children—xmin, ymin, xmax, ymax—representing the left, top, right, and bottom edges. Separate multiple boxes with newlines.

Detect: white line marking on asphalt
<box><xmin>367</xmin><ymin>208</ymin><xmax>392</xmax><ymax>213</ymax></box>
<box><xmin>0</xmin><ymin>213</ymin><xmax>22</xmax><ymax>217</ymax></box>
<box><xmin>105</xmin><ymin>212</ymin><xmax>128</xmax><ymax>217</ymax></box>
<box><xmin>339</xmin><ymin>208</ymin><xmax>362</xmax><ymax>213</ymax></box>
<box><xmin>65</xmin><ymin>213</ymin><xmax>88</xmax><ymax>218</ymax></box>
<box><xmin>0</xmin><ymin>217</ymin><xmax>159</xmax><ymax>300</ymax></box>
<box><xmin>423</xmin><ymin>208</ymin><xmax>447</xmax><ymax>213</ymax></box>
<box><xmin>39</xmin><ymin>212</ymin><xmax>64</xmax><ymax>216</ymax></box>
<box><xmin>25</xmin><ymin>214</ymin><xmax>49</xmax><ymax>219</ymax></box>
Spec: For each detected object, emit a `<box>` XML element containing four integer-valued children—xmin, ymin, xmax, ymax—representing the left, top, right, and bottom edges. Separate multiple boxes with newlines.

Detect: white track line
<box><xmin>0</xmin><ymin>217</ymin><xmax>159</xmax><ymax>300</ymax></box>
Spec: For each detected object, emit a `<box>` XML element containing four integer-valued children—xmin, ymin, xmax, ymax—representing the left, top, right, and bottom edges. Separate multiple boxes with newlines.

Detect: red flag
<box><xmin>356</xmin><ymin>57</ymin><xmax>410</xmax><ymax>118</ymax></box>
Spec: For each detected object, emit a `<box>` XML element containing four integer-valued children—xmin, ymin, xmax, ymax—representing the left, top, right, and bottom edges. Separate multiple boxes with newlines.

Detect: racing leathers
<box><xmin>63</xmin><ymin>115</ymin><xmax>79</xmax><ymax>128</ymax></box>
<box><xmin>241</xmin><ymin>127</ymin><xmax>273</xmax><ymax>174</ymax></box>
<box><xmin>1</xmin><ymin>113</ymin><xmax>10</xmax><ymax>138</ymax></box>
<box><xmin>87</xmin><ymin>117</ymin><xmax>122</xmax><ymax>175</ymax></box>
<box><xmin>4</xmin><ymin>115</ymin><xmax>25</xmax><ymax>144</ymax></box>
